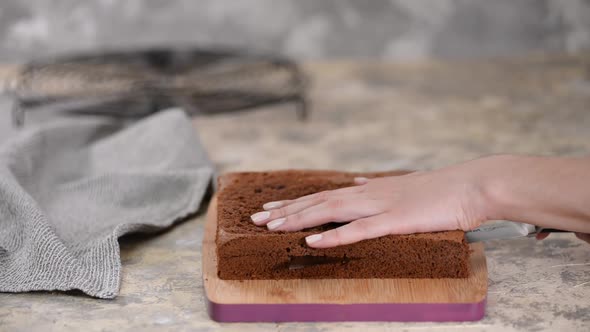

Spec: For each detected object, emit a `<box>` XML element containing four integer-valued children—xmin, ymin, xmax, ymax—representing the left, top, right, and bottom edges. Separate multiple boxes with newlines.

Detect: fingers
<box><xmin>261</xmin><ymin>189</ymin><xmax>364</xmax><ymax>212</ymax></box>
<box><xmin>258</xmin><ymin>180</ymin><xmax>368</xmax><ymax>213</ymax></box>
<box><xmin>288</xmin><ymin>183</ymin><xmax>365</xmax><ymax>204</ymax></box>
<box><xmin>253</xmin><ymin>195</ymin><xmax>383</xmax><ymax>231</ymax></box>
<box><xmin>269</xmin><ymin>199</ymin><xmax>383</xmax><ymax>231</ymax></box>
<box><xmin>251</xmin><ymin>198</ymin><xmax>324</xmax><ymax>226</ymax></box>
<box><xmin>251</xmin><ymin>182</ymin><xmax>369</xmax><ymax>227</ymax></box>
<box><xmin>305</xmin><ymin>216</ymin><xmax>391</xmax><ymax>248</ymax></box>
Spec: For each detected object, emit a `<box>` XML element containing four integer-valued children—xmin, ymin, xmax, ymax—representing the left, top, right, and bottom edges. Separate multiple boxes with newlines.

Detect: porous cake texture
<box><xmin>216</xmin><ymin>170</ymin><xmax>471</xmax><ymax>280</ymax></box>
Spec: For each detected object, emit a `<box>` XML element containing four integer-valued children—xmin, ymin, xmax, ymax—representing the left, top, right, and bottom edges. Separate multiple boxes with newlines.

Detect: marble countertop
<box><xmin>1</xmin><ymin>54</ymin><xmax>589</xmax><ymax>331</ymax></box>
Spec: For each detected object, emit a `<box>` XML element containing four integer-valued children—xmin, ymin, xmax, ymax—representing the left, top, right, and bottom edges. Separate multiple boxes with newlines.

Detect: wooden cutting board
<box><xmin>202</xmin><ymin>197</ymin><xmax>487</xmax><ymax>322</ymax></box>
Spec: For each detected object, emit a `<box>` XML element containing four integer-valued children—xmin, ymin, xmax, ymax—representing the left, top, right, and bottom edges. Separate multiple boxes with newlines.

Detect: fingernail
<box><xmin>263</xmin><ymin>201</ymin><xmax>283</xmax><ymax>210</ymax></box>
<box><xmin>251</xmin><ymin>211</ymin><xmax>271</xmax><ymax>223</ymax></box>
<box><xmin>354</xmin><ymin>177</ymin><xmax>369</xmax><ymax>185</ymax></box>
<box><xmin>267</xmin><ymin>218</ymin><xmax>286</xmax><ymax>230</ymax></box>
<box><xmin>305</xmin><ymin>234</ymin><xmax>323</xmax><ymax>244</ymax></box>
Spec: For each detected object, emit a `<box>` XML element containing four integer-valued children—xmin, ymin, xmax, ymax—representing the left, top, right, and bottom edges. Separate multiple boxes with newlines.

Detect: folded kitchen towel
<box><xmin>0</xmin><ymin>109</ymin><xmax>213</xmax><ymax>298</ymax></box>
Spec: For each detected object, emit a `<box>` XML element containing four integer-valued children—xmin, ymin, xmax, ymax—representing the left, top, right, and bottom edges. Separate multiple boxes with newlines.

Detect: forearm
<box><xmin>476</xmin><ymin>154</ymin><xmax>590</xmax><ymax>233</ymax></box>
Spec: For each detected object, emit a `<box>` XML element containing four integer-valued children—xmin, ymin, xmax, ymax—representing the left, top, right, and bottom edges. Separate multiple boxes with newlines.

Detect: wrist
<box><xmin>470</xmin><ymin>154</ymin><xmax>520</xmax><ymax>222</ymax></box>
<box><xmin>454</xmin><ymin>154</ymin><xmax>519</xmax><ymax>227</ymax></box>
<box><xmin>462</xmin><ymin>154</ymin><xmax>590</xmax><ymax>233</ymax></box>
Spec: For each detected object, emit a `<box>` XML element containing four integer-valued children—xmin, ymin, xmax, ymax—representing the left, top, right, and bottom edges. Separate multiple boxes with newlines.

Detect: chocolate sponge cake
<box><xmin>216</xmin><ymin>170</ymin><xmax>471</xmax><ymax>280</ymax></box>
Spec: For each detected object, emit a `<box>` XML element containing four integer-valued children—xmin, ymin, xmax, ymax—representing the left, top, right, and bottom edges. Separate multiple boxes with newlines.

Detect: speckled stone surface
<box><xmin>1</xmin><ymin>54</ymin><xmax>589</xmax><ymax>331</ymax></box>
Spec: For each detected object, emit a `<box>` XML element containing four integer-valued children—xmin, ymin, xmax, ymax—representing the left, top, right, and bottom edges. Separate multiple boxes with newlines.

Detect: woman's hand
<box><xmin>250</xmin><ymin>162</ymin><xmax>491</xmax><ymax>248</ymax></box>
<box><xmin>250</xmin><ymin>155</ymin><xmax>590</xmax><ymax>248</ymax></box>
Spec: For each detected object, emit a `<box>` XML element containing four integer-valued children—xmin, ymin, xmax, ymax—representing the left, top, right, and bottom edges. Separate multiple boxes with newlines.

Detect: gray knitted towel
<box><xmin>0</xmin><ymin>109</ymin><xmax>213</xmax><ymax>299</ymax></box>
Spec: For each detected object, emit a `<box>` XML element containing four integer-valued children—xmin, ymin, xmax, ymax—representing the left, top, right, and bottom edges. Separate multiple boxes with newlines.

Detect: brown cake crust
<box><xmin>216</xmin><ymin>170</ymin><xmax>471</xmax><ymax>280</ymax></box>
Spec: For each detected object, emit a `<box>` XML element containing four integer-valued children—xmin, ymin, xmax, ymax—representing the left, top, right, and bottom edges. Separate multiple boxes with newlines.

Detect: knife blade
<box><xmin>466</xmin><ymin>221</ymin><xmax>568</xmax><ymax>243</ymax></box>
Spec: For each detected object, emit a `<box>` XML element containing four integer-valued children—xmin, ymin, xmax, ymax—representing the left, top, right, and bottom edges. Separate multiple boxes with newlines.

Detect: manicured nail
<box><xmin>354</xmin><ymin>177</ymin><xmax>369</xmax><ymax>185</ymax></box>
<box><xmin>251</xmin><ymin>211</ymin><xmax>271</xmax><ymax>223</ymax></box>
<box><xmin>267</xmin><ymin>218</ymin><xmax>286</xmax><ymax>230</ymax></box>
<box><xmin>263</xmin><ymin>201</ymin><xmax>283</xmax><ymax>210</ymax></box>
<box><xmin>305</xmin><ymin>234</ymin><xmax>323</xmax><ymax>244</ymax></box>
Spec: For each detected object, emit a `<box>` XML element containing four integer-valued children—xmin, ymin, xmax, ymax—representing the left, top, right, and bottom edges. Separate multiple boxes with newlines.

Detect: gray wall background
<box><xmin>0</xmin><ymin>0</ymin><xmax>589</xmax><ymax>62</ymax></box>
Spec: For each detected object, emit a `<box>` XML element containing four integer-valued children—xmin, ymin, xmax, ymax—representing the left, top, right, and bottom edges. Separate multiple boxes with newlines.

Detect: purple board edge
<box><xmin>206</xmin><ymin>297</ymin><xmax>487</xmax><ymax>322</ymax></box>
